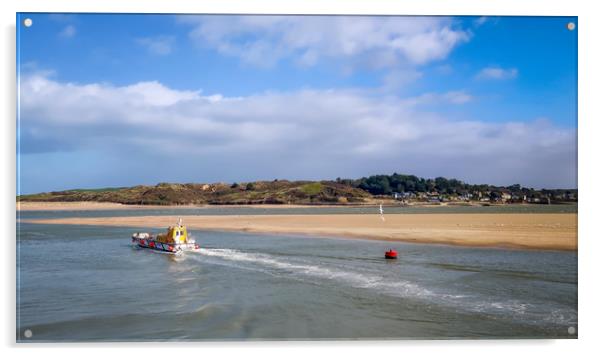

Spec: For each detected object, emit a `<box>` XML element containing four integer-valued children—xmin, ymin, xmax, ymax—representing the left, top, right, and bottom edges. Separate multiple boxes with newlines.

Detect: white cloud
<box><xmin>179</xmin><ymin>15</ymin><xmax>470</xmax><ymax>68</ymax></box>
<box><xmin>442</xmin><ymin>90</ymin><xmax>473</xmax><ymax>104</ymax></box>
<box><xmin>477</xmin><ymin>66</ymin><xmax>518</xmax><ymax>80</ymax></box>
<box><xmin>403</xmin><ymin>90</ymin><xmax>473</xmax><ymax>106</ymax></box>
<box><xmin>18</xmin><ymin>72</ymin><xmax>576</xmax><ymax>188</ymax></box>
<box><xmin>381</xmin><ymin>69</ymin><xmax>423</xmax><ymax>90</ymax></box>
<box><xmin>59</xmin><ymin>25</ymin><xmax>76</xmax><ymax>38</ymax></box>
<box><xmin>137</xmin><ymin>36</ymin><xmax>175</xmax><ymax>55</ymax></box>
<box><xmin>474</xmin><ymin>17</ymin><xmax>488</xmax><ymax>27</ymax></box>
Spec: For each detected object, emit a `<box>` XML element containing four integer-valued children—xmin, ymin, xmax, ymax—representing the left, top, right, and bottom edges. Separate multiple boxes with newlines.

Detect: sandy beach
<box><xmin>16</xmin><ymin>201</ymin><xmax>210</xmax><ymax>211</ymax></box>
<box><xmin>24</xmin><ymin>213</ymin><xmax>577</xmax><ymax>251</ymax></box>
<box><xmin>16</xmin><ymin>201</ymin><xmax>364</xmax><ymax>211</ymax></box>
<box><xmin>16</xmin><ymin>201</ymin><xmax>535</xmax><ymax>211</ymax></box>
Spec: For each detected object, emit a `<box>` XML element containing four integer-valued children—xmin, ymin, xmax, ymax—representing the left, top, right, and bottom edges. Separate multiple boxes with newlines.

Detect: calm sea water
<box><xmin>18</xmin><ymin>203</ymin><xmax>577</xmax><ymax>220</ymax></box>
<box><xmin>16</xmin><ymin>208</ymin><xmax>577</xmax><ymax>341</ymax></box>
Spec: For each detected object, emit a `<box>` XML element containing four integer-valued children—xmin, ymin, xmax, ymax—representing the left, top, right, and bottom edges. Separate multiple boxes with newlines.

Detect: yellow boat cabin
<box><xmin>156</xmin><ymin>224</ymin><xmax>188</xmax><ymax>244</ymax></box>
<box><xmin>131</xmin><ymin>218</ymin><xmax>199</xmax><ymax>254</ymax></box>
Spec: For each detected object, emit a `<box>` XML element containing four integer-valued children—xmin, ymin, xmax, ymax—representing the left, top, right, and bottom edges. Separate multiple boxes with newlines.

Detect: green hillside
<box><xmin>17</xmin><ymin>173</ymin><xmax>577</xmax><ymax>206</ymax></box>
<box><xmin>17</xmin><ymin>180</ymin><xmax>371</xmax><ymax>205</ymax></box>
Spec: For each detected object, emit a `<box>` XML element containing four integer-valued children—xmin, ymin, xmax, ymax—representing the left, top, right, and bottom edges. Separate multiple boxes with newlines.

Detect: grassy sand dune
<box><xmin>24</xmin><ymin>213</ymin><xmax>577</xmax><ymax>251</ymax></box>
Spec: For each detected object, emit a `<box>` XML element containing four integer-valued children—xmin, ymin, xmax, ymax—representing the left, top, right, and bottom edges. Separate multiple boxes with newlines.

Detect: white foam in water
<box><xmin>191</xmin><ymin>248</ymin><xmax>574</xmax><ymax>326</ymax></box>
<box><xmin>193</xmin><ymin>248</ymin><xmax>431</xmax><ymax>299</ymax></box>
<box><xmin>544</xmin><ymin>309</ymin><xmax>577</xmax><ymax>326</ymax></box>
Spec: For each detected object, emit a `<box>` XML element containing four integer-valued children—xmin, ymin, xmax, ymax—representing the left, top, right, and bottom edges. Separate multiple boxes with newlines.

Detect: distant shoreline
<box><xmin>15</xmin><ymin>201</ymin><xmax>368</xmax><ymax>211</ymax></box>
<box><xmin>16</xmin><ymin>201</ymin><xmax>574</xmax><ymax>212</ymax></box>
<box><xmin>23</xmin><ymin>213</ymin><xmax>577</xmax><ymax>251</ymax></box>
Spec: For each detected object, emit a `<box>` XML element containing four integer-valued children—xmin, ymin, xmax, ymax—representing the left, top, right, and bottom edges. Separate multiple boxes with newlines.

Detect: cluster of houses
<box><xmin>391</xmin><ymin>190</ymin><xmax>577</xmax><ymax>204</ymax></box>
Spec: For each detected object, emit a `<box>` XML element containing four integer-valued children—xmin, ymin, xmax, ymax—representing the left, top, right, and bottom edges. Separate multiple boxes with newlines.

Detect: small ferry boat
<box><xmin>132</xmin><ymin>218</ymin><xmax>199</xmax><ymax>254</ymax></box>
<box><xmin>384</xmin><ymin>249</ymin><xmax>398</xmax><ymax>259</ymax></box>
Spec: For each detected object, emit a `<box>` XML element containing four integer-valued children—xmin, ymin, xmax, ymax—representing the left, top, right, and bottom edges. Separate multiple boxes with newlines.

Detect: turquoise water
<box><xmin>16</xmin><ymin>209</ymin><xmax>577</xmax><ymax>341</ymax></box>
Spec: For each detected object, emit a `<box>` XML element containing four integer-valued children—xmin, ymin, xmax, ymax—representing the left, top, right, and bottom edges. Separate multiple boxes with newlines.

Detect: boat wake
<box><xmin>191</xmin><ymin>248</ymin><xmax>430</xmax><ymax>299</ymax></box>
<box><xmin>188</xmin><ymin>248</ymin><xmax>575</xmax><ymax>327</ymax></box>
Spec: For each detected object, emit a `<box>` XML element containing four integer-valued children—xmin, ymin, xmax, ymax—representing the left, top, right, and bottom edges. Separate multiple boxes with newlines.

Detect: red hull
<box><xmin>132</xmin><ymin>236</ymin><xmax>199</xmax><ymax>254</ymax></box>
<box><xmin>384</xmin><ymin>250</ymin><xmax>398</xmax><ymax>259</ymax></box>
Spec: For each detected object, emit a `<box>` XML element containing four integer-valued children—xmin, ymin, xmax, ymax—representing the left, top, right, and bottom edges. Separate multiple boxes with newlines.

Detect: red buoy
<box><xmin>385</xmin><ymin>249</ymin><xmax>398</xmax><ymax>259</ymax></box>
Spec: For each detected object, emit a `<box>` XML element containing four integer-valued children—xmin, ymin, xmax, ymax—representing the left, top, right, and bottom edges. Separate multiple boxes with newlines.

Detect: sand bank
<box><xmin>16</xmin><ymin>201</ymin><xmax>531</xmax><ymax>212</ymax></box>
<box><xmin>16</xmin><ymin>202</ymin><xmax>173</xmax><ymax>211</ymax></box>
<box><xmin>24</xmin><ymin>213</ymin><xmax>577</xmax><ymax>251</ymax></box>
<box><xmin>16</xmin><ymin>201</ymin><xmax>361</xmax><ymax>211</ymax></box>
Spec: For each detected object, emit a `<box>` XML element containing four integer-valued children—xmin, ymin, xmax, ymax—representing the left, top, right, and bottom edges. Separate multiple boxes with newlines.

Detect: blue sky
<box><xmin>17</xmin><ymin>14</ymin><xmax>577</xmax><ymax>194</ymax></box>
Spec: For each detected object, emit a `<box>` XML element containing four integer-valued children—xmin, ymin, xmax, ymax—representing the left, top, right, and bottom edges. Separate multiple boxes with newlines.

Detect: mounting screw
<box><xmin>568</xmin><ymin>326</ymin><xmax>576</xmax><ymax>335</ymax></box>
